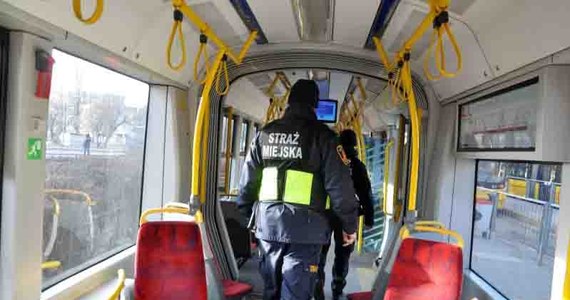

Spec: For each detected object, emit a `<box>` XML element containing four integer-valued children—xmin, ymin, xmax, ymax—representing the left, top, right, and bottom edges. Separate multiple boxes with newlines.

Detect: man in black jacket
<box><xmin>315</xmin><ymin>129</ymin><xmax>375</xmax><ymax>300</ymax></box>
<box><xmin>237</xmin><ymin>79</ymin><xmax>359</xmax><ymax>300</ymax></box>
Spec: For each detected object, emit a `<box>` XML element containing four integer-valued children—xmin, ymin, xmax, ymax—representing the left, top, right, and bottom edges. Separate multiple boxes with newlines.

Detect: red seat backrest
<box><xmin>134</xmin><ymin>221</ymin><xmax>207</xmax><ymax>300</ymax></box>
<box><xmin>384</xmin><ymin>238</ymin><xmax>463</xmax><ymax>300</ymax></box>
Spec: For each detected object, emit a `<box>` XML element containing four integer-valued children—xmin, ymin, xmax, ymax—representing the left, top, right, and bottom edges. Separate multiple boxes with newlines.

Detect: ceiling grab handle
<box><xmin>423</xmin><ymin>29</ymin><xmax>442</xmax><ymax>81</ymax></box>
<box><xmin>436</xmin><ymin>21</ymin><xmax>462</xmax><ymax>78</ymax></box>
<box><xmin>194</xmin><ymin>34</ymin><xmax>211</xmax><ymax>83</ymax></box>
<box><xmin>423</xmin><ymin>1</ymin><xmax>462</xmax><ymax>80</ymax></box>
<box><xmin>72</xmin><ymin>0</ymin><xmax>104</xmax><ymax>25</ymax></box>
<box><xmin>167</xmin><ymin>8</ymin><xmax>187</xmax><ymax>71</ymax></box>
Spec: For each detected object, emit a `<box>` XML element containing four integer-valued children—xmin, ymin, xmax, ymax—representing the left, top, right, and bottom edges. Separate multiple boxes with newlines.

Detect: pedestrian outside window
<box><xmin>42</xmin><ymin>50</ymin><xmax>149</xmax><ymax>289</ymax></box>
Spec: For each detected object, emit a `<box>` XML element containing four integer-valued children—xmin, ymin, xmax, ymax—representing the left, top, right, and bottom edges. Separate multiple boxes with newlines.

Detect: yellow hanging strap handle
<box><xmin>167</xmin><ymin>8</ymin><xmax>187</xmax><ymax>71</ymax></box>
<box><xmin>400</xmin><ymin>225</ymin><xmax>464</xmax><ymax>248</ymax></box>
<box><xmin>423</xmin><ymin>5</ymin><xmax>462</xmax><ymax>79</ymax></box>
<box><xmin>215</xmin><ymin>55</ymin><xmax>230</xmax><ymax>95</ymax></box>
<box><xmin>72</xmin><ymin>0</ymin><xmax>104</xmax><ymax>25</ymax></box>
<box><xmin>194</xmin><ymin>34</ymin><xmax>211</xmax><ymax>83</ymax></box>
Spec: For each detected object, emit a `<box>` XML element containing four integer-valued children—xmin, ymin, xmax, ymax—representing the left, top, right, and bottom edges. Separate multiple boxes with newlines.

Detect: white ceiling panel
<box><xmin>380</xmin><ymin>1</ymin><xmax>416</xmax><ymax>56</ymax></box>
<box><xmin>329</xmin><ymin>72</ymin><xmax>352</xmax><ymax>102</ymax></box>
<box><xmin>248</xmin><ymin>0</ymin><xmax>300</xmax><ymax>42</ymax></box>
<box><xmin>334</xmin><ymin>0</ymin><xmax>380</xmax><ymax>46</ymax></box>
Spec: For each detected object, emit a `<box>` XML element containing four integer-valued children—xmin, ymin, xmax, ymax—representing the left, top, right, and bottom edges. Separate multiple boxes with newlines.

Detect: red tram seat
<box><xmin>134</xmin><ymin>220</ymin><xmax>252</xmax><ymax>300</ymax></box>
<box><xmin>347</xmin><ymin>233</ymin><xmax>463</xmax><ymax>300</ymax></box>
<box><xmin>384</xmin><ymin>238</ymin><xmax>463</xmax><ymax>300</ymax></box>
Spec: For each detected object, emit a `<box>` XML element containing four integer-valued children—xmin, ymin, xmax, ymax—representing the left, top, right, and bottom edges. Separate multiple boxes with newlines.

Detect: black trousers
<box><xmin>314</xmin><ymin>214</ymin><xmax>354</xmax><ymax>299</ymax></box>
<box><xmin>258</xmin><ymin>239</ymin><xmax>322</xmax><ymax>300</ymax></box>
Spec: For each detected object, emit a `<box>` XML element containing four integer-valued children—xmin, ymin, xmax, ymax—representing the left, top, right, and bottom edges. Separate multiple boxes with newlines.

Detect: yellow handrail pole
<box><xmin>199</xmin><ymin>99</ymin><xmax>210</xmax><ymax>202</ymax></box>
<box><xmin>356</xmin><ymin>77</ymin><xmax>368</xmax><ymax>101</ymax></box>
<box><xmin>191</xmin><ymin>51</ymin><xmax>226</xmax><ymax>205</ymax></box>
<box><xmin>173</xmin><ymin>0</ymin><xmax>256</xmax><ymax>65</ymax></box>
<box><xmin>400</xmin><ymin>60</ymin><xmax>421</xmax><ymax>213</ymax></box>
<box><xmin>72</xmin><ymin>0</ymin><xmax>104</xmax><ymax>25</ymax></box>
<box><xmin>224</xmin><ymin>108</ymin><xmax>234</xmax><ymax>194</ymax></box>
<box><xmin>383</xmin><ymin>140</ymin><xmax>394</xmax><ymax>215</ymax></box>
<box><xmin>563</xmin><ymin>239</ymin><xmax>570</xmax><ymax>299</ymax></box>
<box><xmin>402</xmin><ymin>10</ymin><xmax>437</xmax><ymax>53</ymax></box>
<box><xmin>372</xmin><ymin>37</ymin><xmax>393</xmax><ymax>72</ymax></box>
<box><xmin>107</xmin><ymin>269</ymin><xmax>126</xmax><ymax>300</ymax></box>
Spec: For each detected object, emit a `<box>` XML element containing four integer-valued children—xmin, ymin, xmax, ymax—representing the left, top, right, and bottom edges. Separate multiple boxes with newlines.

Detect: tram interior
<box><xmin>1</xmin><ymin>0</ymin><xmax>570</xmax><ymax>299</ymax></box>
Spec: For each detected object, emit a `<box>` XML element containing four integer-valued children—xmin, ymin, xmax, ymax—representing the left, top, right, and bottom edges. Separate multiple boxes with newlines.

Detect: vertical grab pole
<box><xmin>190</xmin><ymin>50</ymin><xmax>226</xmax><ymax>210</ymax></box>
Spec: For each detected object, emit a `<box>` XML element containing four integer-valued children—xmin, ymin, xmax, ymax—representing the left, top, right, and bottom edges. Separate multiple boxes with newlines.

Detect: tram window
<box><xmin>42</xmin><ymin>50</ymin><xmax>149</xmax><ymax>288</ymax></box>
<box><xmin>239</xmin><ymin>120</ymin><xmax>249</xmax><ymax>154</ymax></box>
<box><xmin>471</xmin><ymin>160</ymin><xmax>561</xmax><ymax>300</ymax></box>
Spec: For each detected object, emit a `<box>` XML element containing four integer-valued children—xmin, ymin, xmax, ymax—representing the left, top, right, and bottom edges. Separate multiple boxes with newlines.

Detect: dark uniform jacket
<box><xmin>348</xmin><ymin>154</ymin><xmax>375</xmax><ymax>227</ymax></box>
<box><xmin>237</xmin><ymin>105</ymin><xmax>359</xmax><ymax>245</ymax></box>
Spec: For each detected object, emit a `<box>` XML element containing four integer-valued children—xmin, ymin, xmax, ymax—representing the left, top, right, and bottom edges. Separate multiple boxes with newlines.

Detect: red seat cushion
<box><xmin>134</xmin><ymin>221</ymin><xmax>207</xmax><ymax>300</ymax></box>
<box><xmin>384</xmin><ymin>238</ymin><xmax>463</xmax><ymax>300</ymax></box>
<box><xmin>347</xmin><ymin>291</ymin><xmax>373</xmax><ymax>300</ymax></box>
<box><xmin>222</xmin><ymin>279</ymin><xmax>253</xmax><ymax>297</ymax></box>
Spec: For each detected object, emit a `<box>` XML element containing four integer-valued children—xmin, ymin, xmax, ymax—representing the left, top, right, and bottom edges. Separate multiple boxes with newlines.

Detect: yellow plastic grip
<box><xmin>400</xmin><ymin>225</ymin><xmax>464</xmax><ymax>248</ymax></box>
<box><xmin>45</xmin><ymin>189</ymin><xmax>94</xmax><ymax>206</ymax></box>
<box><xmin>139</xmin><ymin>207</ymin><xmax>190</xmax><ymax>225</ymax></box>
<box><xmin>193</xmin><ymin>41</ymin><xmax>210</xmax><ymax>83</ymax></box>
<box><xmin>41</xmin><ymin>261</ymin><xmax>62</xmax><ymax>270</ymax></box>
<box><xmin>72</xmin><ymin>0</ymin><xmax>104</xmax><ymax>25</ymax></box>
<box><xmin>107</xmin><ymin>269</ymin><xmax>125</xmax><ymax>300</ymax></box>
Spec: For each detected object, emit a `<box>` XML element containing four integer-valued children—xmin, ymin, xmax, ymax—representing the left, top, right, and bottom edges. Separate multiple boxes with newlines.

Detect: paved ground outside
<box><xmin>472</xmin><ymin>211</ymin><xmax>555</xmax><ymax>300</ymax></box>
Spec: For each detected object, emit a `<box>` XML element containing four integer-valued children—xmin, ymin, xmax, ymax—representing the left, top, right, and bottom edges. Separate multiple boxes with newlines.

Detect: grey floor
<box><xmin>238</xmin><ymin>239</ymin><xmax>378</xmax><ymax>300</ymax></box>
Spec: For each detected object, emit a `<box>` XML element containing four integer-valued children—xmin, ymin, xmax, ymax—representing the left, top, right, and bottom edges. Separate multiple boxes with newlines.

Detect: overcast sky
<box><xmin>50</xmin><ymin>50</ymin><xmax>149</xmax><ymax>108</ymax></box>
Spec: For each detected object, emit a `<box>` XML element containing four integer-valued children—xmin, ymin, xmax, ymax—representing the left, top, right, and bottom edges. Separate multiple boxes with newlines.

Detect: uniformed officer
<box><xmin>315</xmin><ymin>129</ymin><xmax>375</xmax><ymax>300</ymax></box>
<box><xmin>237</xmin><ymin>79</ymin><xmax>359</xmax><ymax>300</ymax></box>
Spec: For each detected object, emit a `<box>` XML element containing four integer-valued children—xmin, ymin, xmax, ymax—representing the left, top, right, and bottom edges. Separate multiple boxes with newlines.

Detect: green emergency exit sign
<box><xmin>27</xmin><ymin>138</ymin><xmax>43</xmax><ymax>160</ymax></box>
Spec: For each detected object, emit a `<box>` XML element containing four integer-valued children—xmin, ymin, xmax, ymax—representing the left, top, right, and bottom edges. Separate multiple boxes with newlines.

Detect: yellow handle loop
<box><xmin>435</xmin><ymin>23</ymin><xmax>462</xmax><ymax>78</ymax></box>
<box><xmin>194</xmin><ymin>37</ymin><xmax>211</xmax><ymax>84</ymax></box>
<box><xmin>215</xmin><ymin>58</ymin><xmax>230</xmax><ymax>96</ymax></box>
<box><xmin>72</xmin><ymin>0</ymin><xmax>104</xmax><ymax>25</ymax></box>
<box><xmin>139</xmin><ymin>207</ymin><xmax>189</xmax><ymax>225</ymax></box>
<box><xmin>423</xmin><ymin>29</ymin><xmax>443</xmax><ymax>81</ymax></box>
<box><xmin>400</xmin><ymin>225</ymin><xmax>464</xmax><ymax>248</ymax></box>
<box><xmin>167</xmin><ymin>17</ymin><xmax>187</xmax><ymax>71</ymax></box>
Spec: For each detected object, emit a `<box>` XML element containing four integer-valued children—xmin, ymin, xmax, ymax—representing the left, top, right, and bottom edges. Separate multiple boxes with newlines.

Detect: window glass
<box><xmin>218</xmin><ymin>115</ymin><xmax>232</xmax><ymax>193</ymax></box>
<box><xmin>472</xmin><ymin>160</ymin><xmax>561</xmax><ymax>299</ymax></box>
<box><xmin>42</xmin><ymin>50</ymin><xmax>149</xmax><ymax>288</ymax></box>
<box><xmin>239</xmin><ymin>121</ymin><xmax>249</xmax><ymax>153</ymax></box>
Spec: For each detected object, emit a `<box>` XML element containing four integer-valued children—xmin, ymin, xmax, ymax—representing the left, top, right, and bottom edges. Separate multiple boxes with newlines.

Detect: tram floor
<box><xmin>239</xmin><ymin>239</ymin><xmax>378</xmax><ymax>299</ymax></box>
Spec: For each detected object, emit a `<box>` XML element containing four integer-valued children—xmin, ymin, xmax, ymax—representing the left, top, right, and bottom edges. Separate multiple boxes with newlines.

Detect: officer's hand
<box><xmin>342</xmin><ymin>231</ymin><xmax>357</xmax><ymax>247</ymax></box>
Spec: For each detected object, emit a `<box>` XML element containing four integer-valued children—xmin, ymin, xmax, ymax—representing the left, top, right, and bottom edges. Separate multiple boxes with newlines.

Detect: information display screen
<box><xmin>316</xmin><ymin>99</ymin><xmax>338</xmax><ymax>123</ymax></box>
<box><xmin>458</xmin><ymin>78</ymin><xmax>539</xmax><ymax>151</ymax></box>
